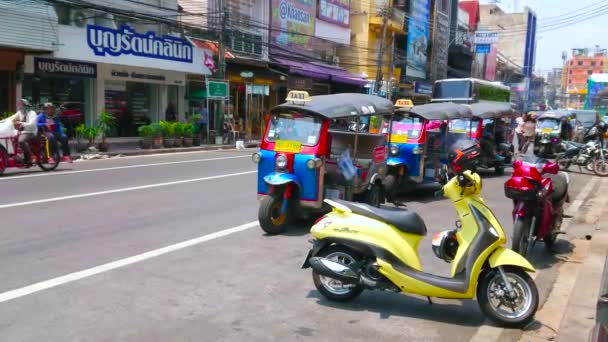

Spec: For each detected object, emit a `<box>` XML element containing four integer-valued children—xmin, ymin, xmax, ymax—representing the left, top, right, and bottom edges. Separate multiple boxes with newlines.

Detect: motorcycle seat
<box><xmin>546</xmin><ymin>173</ymin><xmax>568</xmax><ymax>203</ymax></box>
<box><xmin>335</xmin><ymin>200</ymin><xmax>428</xmax><ymax>236</ymax></box>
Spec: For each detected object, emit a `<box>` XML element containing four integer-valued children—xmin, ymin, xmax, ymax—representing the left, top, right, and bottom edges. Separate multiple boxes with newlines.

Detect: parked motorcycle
<box><xmin>504</xmin><ymin>156</ymin><xmax>569</xmax><ymax>257</ymax></box>
<box><xmin>556</xmin><ymin>121</ymin><xmax>608</xmax><ymax>176</ymax></box>
<box><xmin>302</xmin><ymin>141</ymin><xmax>539</xmax><ymax>327</ymax></box>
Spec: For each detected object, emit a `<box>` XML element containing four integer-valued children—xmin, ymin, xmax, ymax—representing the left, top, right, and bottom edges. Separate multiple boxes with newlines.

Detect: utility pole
<box><xmin>374</xmin><ymin>3</ymin><xmax>390</xmax><ymax>96</ymax></box>
<box><xmin>216</xmin><ymin>0</ymin><xmax>228</xmax><ymax>139</ymax></box>
<box><xmin>387</xmin><ymin>32</ymin><xmax>395</xmax><ymax>101</ymax></box>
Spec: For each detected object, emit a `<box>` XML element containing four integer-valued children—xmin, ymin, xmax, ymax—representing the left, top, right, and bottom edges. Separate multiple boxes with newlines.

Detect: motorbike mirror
<box><xmin>512</xmin><ymin>160</ymin><xmax>523</xmax><ymax>169</ymax></box>
<box><xmin>542</xmin><ymin>162</ymin><xmax>559</xmax><ymax>175</ymax></box>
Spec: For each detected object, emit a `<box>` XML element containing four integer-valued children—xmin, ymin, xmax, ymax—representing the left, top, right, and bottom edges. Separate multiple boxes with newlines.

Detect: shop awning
<box><xmin>272</xmin><ymin>57</ymin><xmax>368</xmax><ymax>86</ymax></box>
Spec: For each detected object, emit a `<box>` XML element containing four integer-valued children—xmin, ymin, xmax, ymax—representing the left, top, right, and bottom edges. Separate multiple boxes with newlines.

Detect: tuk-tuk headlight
<box><xmin>390</xmin><ymin>145</ymin><xmax>399</xmax><ymax>155</ymax></box>
<box><xmin>252</xmin><ymin>152</ymin><xmax>262</xmax><ymax>164</ymax></box>
<box><xmin>306</xmin><ymin>158</ymin><xmax>322</xmax><ymax>169</ymax></box>
<box><xmin>276</xmin><ymin>154</ymin><xmax>288</xmax><ymax>169</ymax></box>
<box><xmin>412</xmin><ymin>146</ymin><xmax>423</xmax><ymax>155</ymax></box>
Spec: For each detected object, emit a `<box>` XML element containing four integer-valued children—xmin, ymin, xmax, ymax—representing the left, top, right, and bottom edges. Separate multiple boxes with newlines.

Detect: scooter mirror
<box><xmin>542</xmin><ymin>162</ymin><xmax>559</xmax><ymax>175</ymax></box>
<box><xmin>512</xmin><ymin>160</ymin><xmax>523</xmax><ymax>169</ymax></box>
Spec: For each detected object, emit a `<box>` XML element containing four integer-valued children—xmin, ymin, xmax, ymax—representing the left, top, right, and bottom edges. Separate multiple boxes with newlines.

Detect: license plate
<box><xmin>275</xmin><ymin>140</ymin><xmax>302</xmax><ymax>153</ymax></box>
<box><xmin>301</xmin><ymin>249</ymin><xmax>313</xmax><ymax>268</ymax></box>
<box><xmin>542</xmin><ymin>128</ymin><xmax>553</xmax><ymax>133</ymax></box>
<box><xmin>390</xmin><ymin>134</ymin><xmax>408</xmax><ymax>143</ymax></box>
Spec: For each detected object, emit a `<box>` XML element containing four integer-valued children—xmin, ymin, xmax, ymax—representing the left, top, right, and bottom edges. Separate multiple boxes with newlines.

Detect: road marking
<box><xmin>0</xmin><ymin>170</ymin><xmax>256</xmax><ymax>209</ymax></box>
<box><xmin>0</xmin><ymin>155</ymin><xmax>250</xmax><ymax>181</ymax></box>
<box><xmin>469</xmin><ymin>174</ymin><xmax>600</xmax><ymax>342</ymax></box>
<box><xmin>0</xmin><ymin>221</ymin><xmax>259</xmax><ymax>303</ymax></box>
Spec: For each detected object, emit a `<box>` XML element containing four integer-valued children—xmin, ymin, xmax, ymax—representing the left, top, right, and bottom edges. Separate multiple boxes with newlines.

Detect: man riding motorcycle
<box><xmin>7</xmin><ymin>99</ymin><xmax>38</xmax><ymax>164</ymax></box>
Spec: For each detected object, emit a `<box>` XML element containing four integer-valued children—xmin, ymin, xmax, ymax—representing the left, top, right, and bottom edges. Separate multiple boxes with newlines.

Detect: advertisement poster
<box><xmin>406</xmin><ymin>0</ymin><xmax>431</xmax><ymax>80</ymax></box>
<box><xmin>431</xmin><ymin>9</ymin><xmax>449</xmax><ymax>80</ymax></box>
<box><xmin>484</xmin><ymin>44</ymin><xmax>498</xmax><ymax>81</ymax></box>
<box><xmin>318</xmin><ymin>0</ymin><xmax>350</xmax><ymax>27</ymax></box>
<box><xmin>271</xmin><ymin>0</ymin><xmax>316</xmax><ymax>51</ymax></box>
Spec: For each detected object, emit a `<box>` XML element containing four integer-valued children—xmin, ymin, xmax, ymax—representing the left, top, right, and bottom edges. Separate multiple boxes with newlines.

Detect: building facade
<box><xmin>562</xmin><ymin>48</ymin><xmax>607</xmax><ymax>109</ymax></box>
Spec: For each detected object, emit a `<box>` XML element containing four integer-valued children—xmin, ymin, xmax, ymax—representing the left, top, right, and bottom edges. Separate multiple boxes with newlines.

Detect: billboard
<box><xmin>406</xmin><ymin>0</ymin><xmax>431</xmax><ymax>80</ymax></box>
<box><xmin>431</xmin><ymin>7</ymin><xmax>450</xmax><ymax>80</ymax></box>
<box><xmin>317</xmin><ymin>0</ymin><xmax>350</xmax><ymax>27</ymax></box>
<box><xmin>272</xmin><ymin>0</ymin><xmax>316</xmax><ymax>51</ymax></box>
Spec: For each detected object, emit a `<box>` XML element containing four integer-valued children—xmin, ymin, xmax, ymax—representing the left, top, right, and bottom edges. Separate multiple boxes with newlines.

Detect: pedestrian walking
<box><xmin>515</xmin><ymin>113</ymin><xmax>526</xmax><ymax>152</ymax></box>
<box><xmin>521</xmin><ymin>113</ymin><xmax>536</xmax><ymax>154</ymax></box>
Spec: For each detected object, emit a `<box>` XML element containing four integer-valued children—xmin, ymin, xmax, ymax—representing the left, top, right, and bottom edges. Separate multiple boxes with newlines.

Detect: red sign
<box><xmin>373</xmin><ymin>146</ymin><xmax>387</xmax><ymax>163</ymax></box>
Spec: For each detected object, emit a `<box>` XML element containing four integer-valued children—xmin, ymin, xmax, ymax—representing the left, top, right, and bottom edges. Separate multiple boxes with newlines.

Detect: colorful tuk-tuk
<box><xmin>252</xmin><ymin>91</ymin><xmax>394</xmax><ymax>235</ymax></box>
<box><xmin>534</xmin><ymin>111</ymin><xmax>571</xmax><ymax>157</ymax></box>
<box><xmin>385</xmin><ymin>102</ymin><xmax>473</xmax><ymax>197</ymax></box>
<box><xmin>463</xmin><ymin>102</ymin><xmax>514</xmax><ymax>174</ymax></box>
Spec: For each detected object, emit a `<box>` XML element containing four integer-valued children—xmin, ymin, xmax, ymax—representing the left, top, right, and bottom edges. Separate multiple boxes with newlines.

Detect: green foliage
<box><xmin>182</xmin><ymin>123</ymin><xmax>194</xmax><ymax>137</ymax></box>
<box><xmin>1</xmin><ymin>112</ymin><xmax>12</xmax><ymax>120</ymax></box>
<box><xmin>171</xmin><ymin>122</ymin><xmax>183</xmax><ymax>137</ymax></box>
<box><xmin>478</xmin><ymin>84</ymin><xmax>511</xmax><ymax>102</ymax></box>
<box><xmin>149</xmin><ymin>123</ymin><xmax>162</xmax><ymax>137</ymax></box>
<box><xmin>159</xmin><ymin>121</ymin><xmax>173</xmax><ymax>137</ymax></box>
<box><xmin>138</xmin><ymin>125</ymin><xmax>154</xmax><ymax>138</ymax></box>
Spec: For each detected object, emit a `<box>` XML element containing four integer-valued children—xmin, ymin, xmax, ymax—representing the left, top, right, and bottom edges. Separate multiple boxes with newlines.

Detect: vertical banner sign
<box><xmin>484</xmin><ymin>44</ymin><xmax>498</xmax><ymax>81</ymax></box>
<box><xmin>431</xmin><ymin>6</ymin><xmax>450</xmax><ymax>80</ymax></box>
<box><xmin>317</xmin><ymin>0</ymin><xmax>350</xmax><ymax>27</ymax></box>
<box><xmin>271</xmin><ymin>0</ymin><xmax>316</xmax><ymax>51</ymax></box>
<box><xmin>406</xmin><ymin>0</ymin><xmax>431</xmax><ymax>80</ymax></box>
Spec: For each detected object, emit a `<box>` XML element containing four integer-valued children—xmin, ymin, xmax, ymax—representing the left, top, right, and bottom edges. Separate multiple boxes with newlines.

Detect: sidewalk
<box><xmin>68</xmin><ymin>137</ymin><xmax>260</xmax><ymax>159</ymax></box>
<box><xmin>521</xmin><ymin>177</ymin><xmax>608</xmax><ymax>342</ymax></box>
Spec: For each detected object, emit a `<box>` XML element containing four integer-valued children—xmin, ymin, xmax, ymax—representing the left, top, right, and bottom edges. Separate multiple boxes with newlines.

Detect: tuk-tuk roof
<box><xmin>396</xmin><ymin>102</ymin><xmax>473</xmax><ymax>120</ymax></box>
<box><xmin>469</xmin><ymin>102</ymin><xmax>513</xmax><ymax>119</ymax></box>
<box><xmin>537</xmin><ymin>110</ymin><xmax>571</xmax><ymax>120</ymax></box>
<box><xmin>272</xmin><ymin>93</ymin><xmax>394</xmax><ymax>119</ymax></box>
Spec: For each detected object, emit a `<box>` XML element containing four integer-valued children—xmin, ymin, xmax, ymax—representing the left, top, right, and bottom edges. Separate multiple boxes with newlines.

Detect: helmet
<box><xmin>432</xmin><ymin>229</ymin><xmax>459</xmax><ymax>263</ymax></box>
<box><xmin>597</xmin><ymin>121</ymin><xmax>608</xmax><ymax>134</ymax></box>
<box><xmin>447</xmin><ymin>139</ymin><xmax>481</xmax><ymax>174</ymax></box>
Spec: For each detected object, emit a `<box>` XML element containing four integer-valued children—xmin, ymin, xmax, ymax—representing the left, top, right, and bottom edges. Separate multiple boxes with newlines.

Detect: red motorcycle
<box><xmin>504</xmin><ymin>156</ymin><xmax>570</xmax><ymax>257</ymax></box>
<box><xmin>0</xmin><ymin>129</ymin><xmax>60</xmax><ymax>176</ymax></box>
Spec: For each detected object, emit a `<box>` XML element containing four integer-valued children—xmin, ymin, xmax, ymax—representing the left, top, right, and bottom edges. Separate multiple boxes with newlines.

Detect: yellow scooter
<box><xmin>302</xmin><ymin>170</ymin><xmax>539</xmax><ymax>328</ymax></box>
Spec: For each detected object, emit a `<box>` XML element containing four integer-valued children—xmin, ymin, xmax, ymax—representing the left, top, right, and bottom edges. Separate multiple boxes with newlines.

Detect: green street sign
<box><xmin>207</xmin><ymin>81</ymin><xmax>228</xmax><ymax>98</ymax></box>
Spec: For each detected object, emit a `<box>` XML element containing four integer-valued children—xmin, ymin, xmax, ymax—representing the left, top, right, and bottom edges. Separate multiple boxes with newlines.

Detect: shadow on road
<box><xmin>307</xmin><ymin>290</ymin><xmax>486</xmax><ymax>326</ymax></box>
<box><xmin>525</xmin><ymin>238</ymin><xmax>575</xmax><ymax>271</ymax></box>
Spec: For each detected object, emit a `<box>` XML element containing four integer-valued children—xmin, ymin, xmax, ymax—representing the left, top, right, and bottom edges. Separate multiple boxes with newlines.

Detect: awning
<box><xmin>272</xmin><ymin>57</ymin><xmax>368</xmax><ymax>86</ymax></box>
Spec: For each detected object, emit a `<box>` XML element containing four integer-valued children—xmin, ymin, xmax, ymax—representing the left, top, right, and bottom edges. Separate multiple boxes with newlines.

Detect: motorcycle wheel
<box><xmin>477</xmin><ymin>266</ymin><xmax>539</xmax><ymax>328</ymax></box>
<box><xmin>37</xmin><ymin>140</ymin><xmax>60</xmax><ymax>172</ymax></box>
<box><xmin>512</xmin><ymin>217</ymin><xmax>533</xmax><ymax>258</ymax></box>
<box><xmin>495</xmin><ymin>164</ymin><xmax>505</xmax><ymax>176</ymax></box>
<box><xmin>556</xmin><ymin>155</ymin><xmax>571</xmax><ymax>170</ymax></box>
<box><xmin>312</xmin><ymin>245</ymin><xmax>364</xmax><ymax>302</ymax></box>
<box><xmin>544</xmin><ymin>233</ymin><xmax>557</xmax><ymax>251</ymax></box>
<box><xmin>593</xmin><ymin>157</ymin><xmax>608</xmax><ymax>177</ymax></box>
<box><xmin>384</xmin><ymin>174</ymin><xmax>397</xmax><ymax>202</ymax></box>
<box><xmin>365</xmin><ymin>183</ymin><xmax>383</xmax><ymax>208</ymax></box>
<box><xmin>258</xmin><ymin>195</ymin><xmax>291</xmax><ymax>235</ymax></box>
<box><xmin>0</xmin><ymin>144</ymin><xmax>7</xmax><ymax>175</ymax></box>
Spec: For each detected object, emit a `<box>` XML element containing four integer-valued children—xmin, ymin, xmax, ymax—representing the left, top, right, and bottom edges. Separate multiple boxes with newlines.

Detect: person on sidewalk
<box><xmin>521</xmin><ymin>112</ymin><xmax>536</xmax><ymax>154</ymax></box>
<box><xmin>37</xmin><ymin>103</ymin><xmax>72</xmax><ymax>163</ymax></box>
<box><xmin>515</xmin><ymin>113</ymin><xmax>526</xmax><ymax>152</ymax></box>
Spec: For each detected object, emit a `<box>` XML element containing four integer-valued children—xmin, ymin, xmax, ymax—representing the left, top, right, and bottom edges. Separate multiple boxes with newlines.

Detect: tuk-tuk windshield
<box><xmin>266</xmin><ymin>112</ymin><xmax>322</xmax><ymax>146</ymax></box>
<box><xmin>391</xmin><ymin>116</ymin><xmax>423</xmax><ymax>139</ymax></box>
<box><xmin>449</xmin><ymin>119</ymin><xmax>470</xmax><ymax>133</ymax></box>
<box><xmin>537</xmin><ymin>119</ymin><xmax>560</xmax><ymax>131</ymax></box>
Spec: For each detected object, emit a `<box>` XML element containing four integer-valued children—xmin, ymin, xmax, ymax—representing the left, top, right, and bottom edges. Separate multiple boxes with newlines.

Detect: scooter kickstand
<box><xmin>427</xmin><ymin>296</ymin><xmax>433</xmax><ymax>305</ymax></box>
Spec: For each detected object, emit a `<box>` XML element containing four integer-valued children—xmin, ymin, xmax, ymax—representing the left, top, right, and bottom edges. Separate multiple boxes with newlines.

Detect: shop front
<box><xmin>0</xmin><ymin>50</ymin><xmax>24</xmax><ymax>115</ymax></box>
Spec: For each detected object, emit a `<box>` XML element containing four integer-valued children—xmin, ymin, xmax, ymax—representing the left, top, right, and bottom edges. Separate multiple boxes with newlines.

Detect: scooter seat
<box><xmin>335</xmin><ymin>200</ymin><xmax>427</xmax><ymax>236</ymax></box>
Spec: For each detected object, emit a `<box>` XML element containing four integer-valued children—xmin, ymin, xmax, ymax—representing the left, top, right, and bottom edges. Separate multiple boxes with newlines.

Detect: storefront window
<box><xmin>105</xmin><ymin>80</ymin><xmax>152</xmax><ymax>137</ymax></box>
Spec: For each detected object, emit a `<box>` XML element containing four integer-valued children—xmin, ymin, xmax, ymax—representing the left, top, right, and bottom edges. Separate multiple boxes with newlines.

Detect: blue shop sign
<box><xmin>415</xmin><ymin>82</ymin><xmax>433</xmax><ymax>95</ymax></box>
<box><xmin>475</xmin><ymin>44</ymin><xmax>491</xmax><ymax>54</ymax></box>
<box><xmin>86</xmin><ymin>24</ymin><xmax>194</xmax><ymax>63</ymax></box>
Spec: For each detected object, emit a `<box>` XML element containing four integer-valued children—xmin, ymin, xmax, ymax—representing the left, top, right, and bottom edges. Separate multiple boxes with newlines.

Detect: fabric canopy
<box><xmin>272</xmin><ymin>57</ymin><xmax>368</xmax><ymax>86</ymax></box>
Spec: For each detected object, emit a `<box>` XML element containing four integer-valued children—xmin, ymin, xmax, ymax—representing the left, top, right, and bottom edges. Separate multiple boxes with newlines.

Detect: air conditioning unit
<box><xmin>333</xmin><ymin>56</ymin><xmax>340</xmax><ymax>64</ymax></box>
<box><xmin>71</xmin><ymin>9</ymin><xmax>94</xmax><ymax>27</ymax></box>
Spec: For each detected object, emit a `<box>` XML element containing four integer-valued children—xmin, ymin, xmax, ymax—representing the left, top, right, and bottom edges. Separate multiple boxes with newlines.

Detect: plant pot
<box><xmin>98</xmin><ymin>142</ymin><xmax>109</xmax><ymax>152</ymax></box>
<box><xmin>183</xmin><ymin>137</ymin><xmax>193</xmax><ymax>147</ymax></box>
<box><xmin>140</xmin><ymin>137</ymin><xmax>153</xmax><ymax>149</ymax></box>
<box><xmin>163</xmin><ymin>137</ymin><xmax>175</xmax><ymax>148</ymax></box>
<box><xmin>192</xmin><ymin>136</ymin><xmax>201</xmax><ymax>146</ymax></box>
<box><xmin>173</xmin><ymin>137</ymin><xmax>182</xmax><ymax>147</ymax></box>
<box><xmin>152</xmin><ymin>137</ymin><xmax>163</xmax><ymax>149</ymax></box>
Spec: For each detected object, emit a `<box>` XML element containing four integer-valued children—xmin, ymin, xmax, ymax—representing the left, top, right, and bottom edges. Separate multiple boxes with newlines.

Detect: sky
<box><xmin>479</xmin><ymin>0</ymin><xmax>608</xmax><ymax>74</ymax></box>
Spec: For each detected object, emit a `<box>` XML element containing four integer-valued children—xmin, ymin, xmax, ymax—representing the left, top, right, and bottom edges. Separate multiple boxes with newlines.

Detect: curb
<box><xmin>72</xmin><ymin>142</ymin><xmax>259</xmax><ymax>159</ymax></box>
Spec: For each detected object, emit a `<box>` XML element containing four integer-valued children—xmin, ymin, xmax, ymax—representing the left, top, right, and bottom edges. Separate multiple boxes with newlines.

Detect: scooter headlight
<box><xmin>276</xmin><ymin>154</ymin><xmax>288</xmax><ymax>169</ymax></box>
<box><xmin>390</xmin><ymin>145</ymin><xmax>399</xmax><ymax>155</ymax></box>
<box><xmin>252</xmin><ymin>152</ymin><xmax>262</xmax><ymax>164</ymax></box>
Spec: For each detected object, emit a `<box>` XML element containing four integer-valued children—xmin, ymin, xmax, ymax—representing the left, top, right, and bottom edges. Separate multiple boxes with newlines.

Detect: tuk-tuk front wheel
<box><xmin>259</xmin><ymin>195</ymin><xmax>292</xmax><ymax>235</ymax></box>
<box><xmin>365</xmin><ymin>184</ymin><xmax>384</xmax><ymax>208</ymax></box>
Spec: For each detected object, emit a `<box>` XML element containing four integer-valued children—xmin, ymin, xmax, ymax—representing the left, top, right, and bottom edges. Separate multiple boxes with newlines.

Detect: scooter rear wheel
<box><xmin>312</xmin><ymin>245</ymin><xmax>363</xmax><ymax>302</ymax></box>
<box><xmin>477</xmin><ymin>267</ymin><xmax>539</xmax><ymax>328</ymax></box>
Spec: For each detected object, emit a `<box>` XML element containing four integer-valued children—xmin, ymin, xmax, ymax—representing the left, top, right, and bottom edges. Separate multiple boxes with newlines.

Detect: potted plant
<box><xmin>188</xmin><ymin>114</ymin><xmax>203</xmax><ymax>146</ymax></box>
<box><xmin>84</xmin><ymin>126</ymin><xmax>98</xmax><ymax>148</ymax></box>
<box><xmin>75</xmin><ymin>124</ymin><xmax>88</xmax><ymax>152</ymax></box>
<box><xmin>182</xmin><ymin>123</ymin><xmax>194</xmax><ymax>147</ymax></box>
<box><xmin>96</xmin><ymin>110</ymin><xmax>116</xmax><ymax>152</ymax></box>
<box><xmin>160</xmin><ymin>121</ymin><xmax>174</xmax><ymax>148</ymax></box>
<box><xmin>149</xmin><ymin>123</ymin><xmax>163</xmax><ymax>148</ymax></box>
<box><xmin>172</xmin><ymin>122</ymin><xmax>183</xmax><ymax>147</ymax></box>
<box><xmin>138</xmin><ymin>125</ymin><xmax>153</xmax><ymax>149</ymax></box>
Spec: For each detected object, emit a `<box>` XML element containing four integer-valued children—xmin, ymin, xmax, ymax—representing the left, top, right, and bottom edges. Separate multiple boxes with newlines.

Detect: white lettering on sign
<box><xmin>36</xmin><ymin>60</ymin><xmax>96</xmax><ymax>75</ymax></box>
<box><xmin>87</xmin><ymin>25</ymin><xmax>193</xmax><ymax>63</ymax></box>
<box><xmin>279</xmin><ymin>1</ymin><xmax>311</xmax><ymax>24</ymax></box>
<box><xmin>474</xmin><ymin>31</ymin><xmax>499</xmax><ymax>44</ymax></box>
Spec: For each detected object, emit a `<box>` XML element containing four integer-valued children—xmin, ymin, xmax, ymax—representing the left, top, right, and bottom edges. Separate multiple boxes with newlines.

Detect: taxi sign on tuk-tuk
<box><xmin>395</xmin><ymin>99</ymin><xmax>414</xmax><ymax>109</ymax></box>
<box><xmin>285</xmin><ymin>90</ymin><xmax>311</xmax><ymax>105</ymax></box>
<box><xmin>274</xmin><ymin>140</ymin><xmax>302</xmax><ymax>153</ymax></box>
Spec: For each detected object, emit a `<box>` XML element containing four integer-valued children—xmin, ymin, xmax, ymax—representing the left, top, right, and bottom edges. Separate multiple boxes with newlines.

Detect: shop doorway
<box><xmin>0</xmin><ymin>71</ymin><xmax>9</xmax><ymax>115</ymax></box>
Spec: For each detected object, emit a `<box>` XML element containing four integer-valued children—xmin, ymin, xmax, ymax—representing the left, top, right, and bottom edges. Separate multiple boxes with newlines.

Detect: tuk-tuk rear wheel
<box><xmin>259</xmin><ymin>195</ymin><xmax>291</xmax><ymax>235</ymax></box>
<box><xmin>365</xmin><ymin>184</ymin><xmax>383</xmax><ymax>208</ymax></box>
<box><xmin>0</xmin><ymin>145</ymin><xmax>7</xmax><ymax>175</ymax></box>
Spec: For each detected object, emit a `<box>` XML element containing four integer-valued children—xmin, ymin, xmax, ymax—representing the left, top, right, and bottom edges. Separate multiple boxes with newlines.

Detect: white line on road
<box><xmin>0</xmin><ymin>221</ymin><xmax>259</xmax><ymax>303</ymax></box>
<box><xmin>0</xmin><ymin>170</ymin><xmax>256</xmax><ymax>209</ymax></box>
<box><xmin>0</xmin><ymin>155</ymin><xmax>250</xmax><ymax>181</ymax></box>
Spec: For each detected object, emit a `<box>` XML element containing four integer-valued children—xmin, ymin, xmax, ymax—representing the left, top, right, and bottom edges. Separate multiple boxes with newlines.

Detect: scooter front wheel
<box><xmin>312</xmin><ymin>245</ymin><xmax>364</xmax><ymax>302</ymax></box>
<box><xmin>477</xmin><ymin>267</ymin><xmax>539</xmax><ymax>328</ymax></box>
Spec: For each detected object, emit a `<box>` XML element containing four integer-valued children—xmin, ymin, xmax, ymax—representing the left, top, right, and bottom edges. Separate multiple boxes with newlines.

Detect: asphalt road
<box><xmin>0</xmin><ymin>149</ymin><xmax>598</xmax><ymax>341</ymax></box>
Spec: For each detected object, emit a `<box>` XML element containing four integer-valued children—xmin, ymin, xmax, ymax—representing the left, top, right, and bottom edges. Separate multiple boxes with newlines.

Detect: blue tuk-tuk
<box><xmin>252</xmin><ymin>91</ymin><xmax>394</xmax><ymax>234</ymax></box>
<box><xmin>385</xmin><ymin>102</ymin><xmax>473</xmax><ymax>198</ymax></box>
